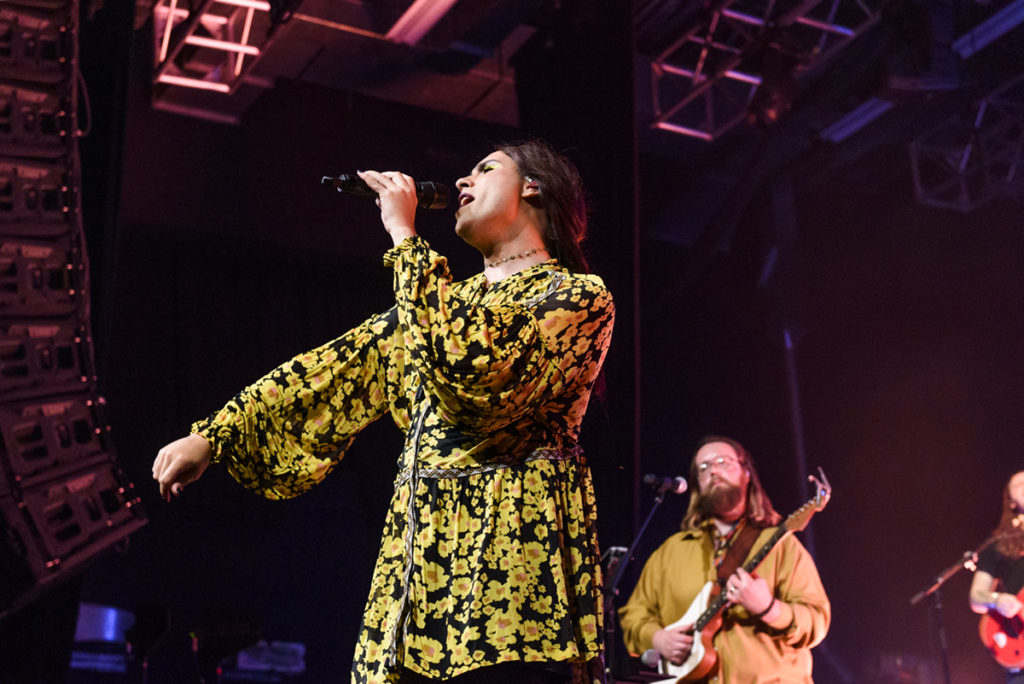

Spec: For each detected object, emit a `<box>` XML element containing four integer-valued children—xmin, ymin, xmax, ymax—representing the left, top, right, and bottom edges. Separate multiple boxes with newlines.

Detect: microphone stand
<box><xmin>603</xmin><ymin>487</ymin><xmax>674</xmax><ymax>683</ymax></box>
<box><xmin>909</xmin><ymin>534</ymin><xmax>1005</xmax><ymax>684</ymax></box>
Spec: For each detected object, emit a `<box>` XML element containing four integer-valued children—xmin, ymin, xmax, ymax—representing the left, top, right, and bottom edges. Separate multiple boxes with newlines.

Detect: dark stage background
<box><xmin>3</xmin><ymin>1</ymin><xmax>1023</xmax><ymax>683</ymax></box>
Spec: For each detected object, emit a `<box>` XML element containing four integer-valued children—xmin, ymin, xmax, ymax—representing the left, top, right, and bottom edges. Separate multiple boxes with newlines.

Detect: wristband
<box><xmin>751</xmin><ymin>597</ymin><xmax>777</xmax><ymax>620</ymax></box>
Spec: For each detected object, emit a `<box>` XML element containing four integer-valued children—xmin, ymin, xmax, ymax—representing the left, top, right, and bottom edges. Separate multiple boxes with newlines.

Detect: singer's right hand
<box><xmin>651</xmin><ymin>623</ymin><xmax>694</xmax><ymax>665</ymax></box>
<box><xmin>356</xmin><ymin>170</ymin><xmax>418</xmax><ymax>246</ymax></box>
<box><xmin>152</xmin><ymin>433</ymin><xmax>213</xmax><ymax>502</ymax></box>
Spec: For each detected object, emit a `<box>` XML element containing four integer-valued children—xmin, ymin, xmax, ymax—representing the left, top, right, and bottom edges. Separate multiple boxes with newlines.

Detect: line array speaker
<box><xmin>0</xmin><ymin>0</ymin><xmax>146</xmax><ymax>620</ymax></box>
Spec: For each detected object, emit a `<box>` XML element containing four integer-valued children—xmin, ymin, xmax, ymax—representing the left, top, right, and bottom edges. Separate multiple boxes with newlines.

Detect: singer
<box><xmin>151</xmin><ymin>140</ymin><xmax>615</xmax><ymax>683</ymax></box>
<box><xmin>618</xmin><ymin>436</ymin><xmax>830</xmax><ymax>683</ymax></box>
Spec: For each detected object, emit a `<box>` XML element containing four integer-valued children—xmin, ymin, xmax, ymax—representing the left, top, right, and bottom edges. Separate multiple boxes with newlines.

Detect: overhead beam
<box><xmin>386</xmin><ymin>0</ymin><xmax>460</xmax><ymax>45</ymax></box>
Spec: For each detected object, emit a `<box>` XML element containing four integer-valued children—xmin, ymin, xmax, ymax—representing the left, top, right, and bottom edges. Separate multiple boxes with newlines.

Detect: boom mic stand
<box><xmin>603</xmin><ymin>486</ymin><xmax>677</xmax><ymax>683</ymax></box>
<box><xmin>909</xmin><ymin>532</ymin><xmax>1010</xmax><ymax>684</ymax></box>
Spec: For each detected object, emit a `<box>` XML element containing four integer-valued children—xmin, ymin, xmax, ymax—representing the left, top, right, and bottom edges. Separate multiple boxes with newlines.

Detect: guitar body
<box><xmin>979</xmin><ymin>589</ymin><xmax>1024</xmax><ymax>668</ymax></box>
<box><xmin>658</xmin><ymin>582</ymin><xmax>719</xmax><ymax>683</ymax></box>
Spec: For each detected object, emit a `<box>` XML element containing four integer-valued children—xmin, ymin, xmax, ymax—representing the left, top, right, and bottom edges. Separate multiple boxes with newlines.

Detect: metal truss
<box><xmin>650</xmin><ymin>0</ymin><xmax>883</xmax><ymax>141</ymax></box>
<box><xmin>910</xmin><ymin>74</ymin><xmax>1024</xmax><ymax>212</ymax></box>
<box><xmin>151</xmin><ymin>0</ymin><xmax>277</xmax><ymax>95</ymax></box>
<box><xmin>145</xmin><ymin>0</ymin><xmax>469</xmax><ymax>121</ymax></box>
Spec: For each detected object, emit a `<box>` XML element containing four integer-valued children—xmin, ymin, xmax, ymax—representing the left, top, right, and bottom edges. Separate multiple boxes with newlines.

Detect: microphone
<box><xmin>321</xmin><ymin>174</ymin><xmax>450</xmax><ymax>210</ymax></box>
<box><xmin>643</xmin><ymin>473</ymin><xmax>688</xmax><ymax>495</ymax></box>
<box><xmin>640</xmin><ymin>649</ymin><xmax>661</xmax><ymax>669</ymax></box>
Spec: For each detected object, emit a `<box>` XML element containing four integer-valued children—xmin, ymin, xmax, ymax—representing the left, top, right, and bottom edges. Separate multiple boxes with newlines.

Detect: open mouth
<box><xmin>458</xmin><ymin>193</ymin><xmax>474</xmax><ymax>207</ymax></box>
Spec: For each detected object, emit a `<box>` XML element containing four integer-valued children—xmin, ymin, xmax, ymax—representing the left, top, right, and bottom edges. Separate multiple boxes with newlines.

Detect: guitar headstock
<box><xmin>782</xmin><ymin>467</ymin><xmax>832</xmax><ymax>533</ymax></box>
<box><xmin>809</xmin><ymin>467</ymin><xmax>831</xmax><ymax>511</ymax></box>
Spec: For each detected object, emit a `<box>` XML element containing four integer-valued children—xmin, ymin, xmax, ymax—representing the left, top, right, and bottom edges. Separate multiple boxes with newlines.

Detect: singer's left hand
<box><xmin>357</xmin><ymin>170</ymin><xmax>418</xmax><ymax>246</ymax></box>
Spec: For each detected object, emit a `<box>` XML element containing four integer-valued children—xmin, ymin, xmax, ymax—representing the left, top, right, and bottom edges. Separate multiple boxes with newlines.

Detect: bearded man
<box><xmin>618</xmin><ymin>436</ymin><xmax>830</xmax><ymax>683</ymax></box>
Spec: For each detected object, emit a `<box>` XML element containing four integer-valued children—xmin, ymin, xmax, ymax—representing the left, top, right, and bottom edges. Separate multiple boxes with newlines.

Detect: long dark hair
<box><xmin>498</xmin><ymin>139</ymin><xmax>590</xmax><ymax>274</ymax></box>
<box><xmin>994</xmin><ymin>471</ymin><xmax>1024</xmax><ymax>558</ymax></box>
<box><xmin>681</xmin><ymin>435</ymin><xmax>782</xmax><ymax>531</ymax></box>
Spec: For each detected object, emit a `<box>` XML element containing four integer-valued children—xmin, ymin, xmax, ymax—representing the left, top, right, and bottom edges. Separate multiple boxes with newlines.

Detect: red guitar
<box><xmin>979</xmin><ymin>588</ymin><xmax>1024</xmax><ymax>669</ymax></box>
<box><xmin>657</xmin><ymin>468</ymin><xmax>832</xmax><ymax>683</ymax></box>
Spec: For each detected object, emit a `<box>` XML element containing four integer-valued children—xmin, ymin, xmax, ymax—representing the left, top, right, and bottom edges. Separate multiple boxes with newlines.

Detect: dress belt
<box><xmin>393</xmin><ymin>444</ymin><xmax>582</xmax><ymax>488</ymax></box>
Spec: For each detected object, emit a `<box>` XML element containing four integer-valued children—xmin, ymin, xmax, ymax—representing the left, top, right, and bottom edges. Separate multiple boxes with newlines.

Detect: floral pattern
<box><xmin>194</xmin><ymin>236</ymin><xmax>615</xmax><ymax>682</ymax></box>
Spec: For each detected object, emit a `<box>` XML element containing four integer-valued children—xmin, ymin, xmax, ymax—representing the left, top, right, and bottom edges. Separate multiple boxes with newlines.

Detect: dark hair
<box><xmin>994</xmin><ymin>471</ymin><xmax>1024</xmax><ymax>558</ymax></box>
<box><xmin>497</xmin><ymin>139</ymin><xmax>590</xmax><ymax>273</ymax></box>
<box><xmin>680</xmin><ymin>435</ymin><xmax>782</xmax><ymax>531</ymax></box>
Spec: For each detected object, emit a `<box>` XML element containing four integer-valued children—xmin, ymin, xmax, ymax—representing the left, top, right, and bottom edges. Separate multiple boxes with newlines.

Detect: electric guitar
<box><xmin>657</xmin><ymin>468</ymin><xmax>832</xmax><ymax>683</ymax></box>
<box><xmin>979</xmin><ymin>588</ymin><xmax>1024</xmax><ymax>669</ymax></box>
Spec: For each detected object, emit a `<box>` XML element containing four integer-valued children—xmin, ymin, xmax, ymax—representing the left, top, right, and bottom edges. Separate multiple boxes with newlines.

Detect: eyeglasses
<box><xmin>696</xmin><ymin>455</ymin><xmax>740</xmax><ymax>475</ymax></box>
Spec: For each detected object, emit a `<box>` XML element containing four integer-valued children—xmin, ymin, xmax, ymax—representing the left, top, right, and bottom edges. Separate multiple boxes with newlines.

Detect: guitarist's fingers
<box><xmin>727</xmin><ymin>569</ymin><xmax>774</xmax><ymax>611</ymax></box>
<box><xmin>725</xmin><ymin>581</ymin><xmax>743</xmax><ymax>604</ymax></box>
<box><xmin>996</xmin><ymin>592</ymin><xmax>1023</xmax><ymax>618</ymax></box>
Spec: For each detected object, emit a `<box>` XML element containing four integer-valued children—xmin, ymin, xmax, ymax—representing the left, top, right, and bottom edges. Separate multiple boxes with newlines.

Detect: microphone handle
<box><xmin>323</xmin><ymin>174</ymin><xmax>377</xmax><ymax>197</ymax></box>
<box><xmin>321</xmin><ymin>174</ymin><xmax>449</xmax><ymax>209</ymax></box>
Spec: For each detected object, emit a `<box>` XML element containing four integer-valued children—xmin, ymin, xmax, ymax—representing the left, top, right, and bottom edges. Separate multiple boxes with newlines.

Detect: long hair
<box><xmin>681</xmin><ymin>435</ymin><xmax>782</xmax><ymax>531</ymax></box>
<box><xmin>993</xmin><ymin>471</ymin><xmax>1024</xmax><ymax>558</ymax></box>
<box><xmin>497</xmin><ymin>139</ymin><xmax>590</xmax><ymax>274</ymax></box>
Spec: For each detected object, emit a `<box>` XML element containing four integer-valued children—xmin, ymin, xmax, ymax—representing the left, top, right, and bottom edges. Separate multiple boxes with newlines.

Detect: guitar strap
<box><xmin>716</xmin><ymin>521</ymin><xmax>762</xmax><ymax>583</ymax></box>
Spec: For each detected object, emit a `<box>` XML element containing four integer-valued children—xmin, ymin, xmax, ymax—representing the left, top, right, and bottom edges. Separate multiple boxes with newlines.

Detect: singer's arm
<box><xmin>183</xmin><ymin>308</ymin><xmax>398</xmax><ymax>499</ymax></box>
<box><xmin>357</xmin><ymin>169</ymin><xmax>418</xmax><ymax>246</ymax></box>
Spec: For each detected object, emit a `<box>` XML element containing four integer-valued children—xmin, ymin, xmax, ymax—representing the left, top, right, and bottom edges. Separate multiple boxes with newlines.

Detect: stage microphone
<box><xmin>321</xmin><ymin>174</ymin><xmax>450</xmax><ymax>210</ymax></box>
<box><xmin>643</xmin><ymin>473</ymin><xmax>688</xmax><ymax>495</ymax></box>
<box><xmin>640</xmin><ymin>649</ymin><xmax>661</xmax><ymax>669</ymax></box>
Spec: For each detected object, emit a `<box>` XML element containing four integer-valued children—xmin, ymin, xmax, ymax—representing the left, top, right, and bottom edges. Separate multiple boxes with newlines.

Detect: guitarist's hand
<box><xmin>995</xmin><ymin>592</ymin><xmax>1023</xmax><ymax>619</ymax></box>
<box><xmin>652</xmin><ymin>624</ymin><xmax>694</xmax><ymax>665</ymax></box>
<box><xmin>725</xmin><ymin>567</ymin><xmax>776</xmax><ymax>617</ymax></box>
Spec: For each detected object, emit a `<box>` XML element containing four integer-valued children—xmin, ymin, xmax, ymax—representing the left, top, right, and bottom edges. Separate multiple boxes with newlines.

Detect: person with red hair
<box><xmin>970</xmin><ymin>470</ymin><xmax>1024</xmax><ymax>683</ymax></box>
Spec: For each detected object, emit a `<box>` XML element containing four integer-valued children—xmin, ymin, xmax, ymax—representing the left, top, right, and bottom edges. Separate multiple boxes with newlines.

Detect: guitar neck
<box><xmin>742</xmin><ymin>526</ymin><xmax>788</xmax><ymax>574</ymax></box>
<box><xmin>694</xmin><ymin>526</ymin><xmax>788</xmax><ymax>631</ymax></box>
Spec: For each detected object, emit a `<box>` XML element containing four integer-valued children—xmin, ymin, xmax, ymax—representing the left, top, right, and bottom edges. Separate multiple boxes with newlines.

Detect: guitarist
<box><xmin>970</xmin><ymin>470</ymin><xmax>1024</xmax><ymax>683</ymax></box>
<box><xmin>619</xmin><ymin>436</ymin><xmax>830</xmax><ymax>683</ymax></box>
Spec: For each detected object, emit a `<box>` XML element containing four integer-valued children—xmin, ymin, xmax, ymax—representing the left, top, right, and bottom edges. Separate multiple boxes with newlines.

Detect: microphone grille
<box><xmin>418</xmin><ymin>182</ymin><xmax>450</xmax><ymax>210</ymax></box>
<box><xmin>640</xmin><ymin>649</ymin><xmax>661</xmax><ymax>668</ymax></box>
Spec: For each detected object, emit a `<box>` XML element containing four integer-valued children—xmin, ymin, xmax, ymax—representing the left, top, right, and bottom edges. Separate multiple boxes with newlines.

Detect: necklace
<box><xmin>486</xmin><ymin>247</ymin><xmax>547</xmax><ymax>268</ymax></box>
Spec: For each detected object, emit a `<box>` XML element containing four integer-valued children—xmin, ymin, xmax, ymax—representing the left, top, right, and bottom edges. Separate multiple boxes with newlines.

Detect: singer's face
<box><xmin>453</xmin><ymin>151</ymin><xmax>533</xmax><ymax>248</ymax></box>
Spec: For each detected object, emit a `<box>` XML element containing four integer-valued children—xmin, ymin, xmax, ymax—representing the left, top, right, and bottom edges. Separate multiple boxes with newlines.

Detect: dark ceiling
<box><xmin>138</xmin><ymin>5</ymin><xmax>1020</xmax><ymax>125</ymax></box>
<box><xmin>133</xmin><ymin>0</ymin><xmax>1024</xmax><ymax>226</ymax></box>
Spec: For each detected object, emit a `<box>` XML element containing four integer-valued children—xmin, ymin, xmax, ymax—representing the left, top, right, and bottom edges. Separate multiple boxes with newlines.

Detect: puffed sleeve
<box><xmin>384</xmin><ymin>236</ymin><xmax>614</xmax><ymax>431</ymax></box>
<box><xmin>191</xmin><ymin>307</ymin><xmax>398</xmax><ymax>499</ymax></box>
<box><xmin>762</xmin><ymin>535</ymin><xmax>831</xmax><ymax>649</ymax></box>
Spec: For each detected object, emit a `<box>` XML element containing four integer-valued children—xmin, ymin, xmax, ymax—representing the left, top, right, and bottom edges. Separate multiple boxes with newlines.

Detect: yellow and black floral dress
<box><xmin>193</xmin><ymin>236</ymin><xmax>615</xmax><ymax>683</ymax></box>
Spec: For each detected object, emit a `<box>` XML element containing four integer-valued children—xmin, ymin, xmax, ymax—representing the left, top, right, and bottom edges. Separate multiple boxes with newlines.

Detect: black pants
<box><xmin>397</xmin><ymin>662</ymin><xmax>570</xmax><ymax>684</ymax></box>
